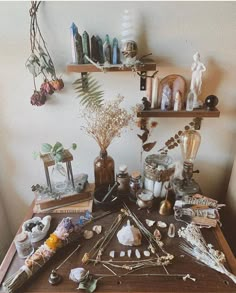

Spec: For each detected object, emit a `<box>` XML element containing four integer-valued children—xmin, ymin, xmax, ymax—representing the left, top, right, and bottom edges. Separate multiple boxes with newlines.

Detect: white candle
<box><xmin>151</xmin><ymin>76</ymin><xmax>159</xmax><ymax>109</ymax></box>
<box><xmin>146</xmin><ymin>77</ymin><xmax>152</xmax><ymax>103</ymax></box>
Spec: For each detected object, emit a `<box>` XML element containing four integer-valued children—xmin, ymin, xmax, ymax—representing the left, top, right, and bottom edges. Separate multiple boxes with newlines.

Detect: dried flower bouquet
<box><xmin>81</xmin><ymin>95</ymin><xmax>134</xmax><ymax>152</ymax></box>
<box><xmin>178</xmin><ymin>223</ymin><xmax>236</xmax><ymax>284</ymax></box>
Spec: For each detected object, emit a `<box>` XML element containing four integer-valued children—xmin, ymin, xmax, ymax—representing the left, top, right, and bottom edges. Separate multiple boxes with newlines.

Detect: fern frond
<box><xmin>73</xmin><ymin>73</ymin><xmax>104</xmax><ymax>108</ymax></box>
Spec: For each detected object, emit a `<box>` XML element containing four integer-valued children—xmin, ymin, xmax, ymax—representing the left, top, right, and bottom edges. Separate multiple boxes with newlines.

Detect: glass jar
<box><xmin>94</xmin><ymin>150</ymin><xmax>115</xmax><ymax>188</ymax></box>
<box><xmin>51</xmin><ymin>163</ymin><xmax>68</xmax><ymax>193</ymax></box>
<box><xmin>143</xmin><ymin>154</ymin><xmax>173</xmax><ymax>198</ymax></box>
<box><xmin>129</xmin><ymin>171</ymin><xmax>142</xmax><ymax>201</ymax></box>
<box><xmin>116</xmin><ymin>165</ymin><xmax>130</xmax><ymax>196</ymax></box>
<box><xmin>14</xmin><ymin>231</ymin><xmax>34</xmax><ymax>259</ymax></box>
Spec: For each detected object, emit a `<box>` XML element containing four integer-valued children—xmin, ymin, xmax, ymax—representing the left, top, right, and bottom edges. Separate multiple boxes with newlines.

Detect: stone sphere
<box><xmin>205</xmin><ymin>95</ymin><xmax>219</xmax><ymax>110</ymax></box>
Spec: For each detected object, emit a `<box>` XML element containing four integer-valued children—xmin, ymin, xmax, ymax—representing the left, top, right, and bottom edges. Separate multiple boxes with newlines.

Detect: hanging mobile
<box><xmin>48</xmin><ymin>244</ymin><xmax>81</xmax><ymax>285</ymax></box>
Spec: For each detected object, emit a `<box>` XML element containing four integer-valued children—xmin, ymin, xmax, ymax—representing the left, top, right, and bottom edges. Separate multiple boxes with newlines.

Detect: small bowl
<box><xmin>94</xmin><ymin>185</ymin><xmax>121</xmax><ymax>211</ymax></box>
<box><xmin>136</xmin><ymin>189</ymin><xmax>154</xmax><ymax>209</ymax></box>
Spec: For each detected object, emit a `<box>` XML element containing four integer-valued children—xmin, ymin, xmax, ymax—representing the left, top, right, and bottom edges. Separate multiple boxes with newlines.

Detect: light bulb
<box><xmin>180</xmin><ymin>129</ymin><xmax>201</xmax><ymax>163</ymax></box>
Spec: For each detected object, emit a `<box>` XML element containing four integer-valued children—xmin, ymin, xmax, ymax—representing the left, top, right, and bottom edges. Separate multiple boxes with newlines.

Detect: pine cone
<box><xmin>30</xmin><ymin>91</ymin><xmax>47</xmax><ymax>106</ymax></box>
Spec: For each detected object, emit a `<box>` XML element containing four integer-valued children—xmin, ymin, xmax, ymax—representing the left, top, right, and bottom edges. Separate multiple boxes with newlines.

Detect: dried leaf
<box><xmin>137</xmin><ymin>130</ymin><xmax>149</xmax><ymax>143</ymax></box>
<box><xmin>143</xmin><ymin>141</ymin><xmax>156</xmax><ymax>152</ymax></box>
<box><xmin>174</xmin><ymin>142</ymin><xmax>178</xmax><ymax>147</ymax></box>
<box><xmin>178</xmin><ymin>131</ymin><xmax>183</xmax><ymax>135</ymax></box>
<box><xmin>170</xmin><ymin>137</ymin><xmax>175</xmax><ymax>142</ymax></box>
<box><xmin>189</xmin><ymin>122</ymin><xmax>194</xmax><ymax>126</ymax></box>
<box><xmin>185</xmin><ymin>125</ymin><xmax>190</xmax><ymax>130</ymax></box>
<box><xmin>174</xmin><ymin>134</ymin><xmax>179</xmax><ymax>139</ymax></box>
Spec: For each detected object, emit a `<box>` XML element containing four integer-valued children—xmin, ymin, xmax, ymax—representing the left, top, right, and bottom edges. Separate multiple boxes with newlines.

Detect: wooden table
<box><xmin>1</xmin><ymin>201</ymin><xmax>236</xmax><ymax>293</ymax></box>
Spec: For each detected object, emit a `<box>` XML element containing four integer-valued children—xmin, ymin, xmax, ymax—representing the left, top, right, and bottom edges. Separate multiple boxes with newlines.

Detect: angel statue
<box><xmin>190</xmin><ymin>52</ymin><xmax>206</xmax><ymax>108</ymax></box>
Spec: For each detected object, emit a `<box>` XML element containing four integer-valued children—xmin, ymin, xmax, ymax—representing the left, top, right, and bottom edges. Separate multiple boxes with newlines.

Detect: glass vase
<box><xmin>94</xmin><ymin>150</ymin><xmax>115</xmax><ymax>188</ymax></box>
<box><xmin>51</xmin><ymin>163</ymin><xmax>68</xmax><ymax>193</ymax></box>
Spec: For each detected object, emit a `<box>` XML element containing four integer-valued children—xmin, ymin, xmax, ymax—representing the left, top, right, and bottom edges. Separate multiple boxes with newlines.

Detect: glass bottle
<box><xmin>116</xmin><ymin>165</ymin><xmax>130</xmax><ymax>196</ymax></box>
<box><xmin>94</xmin><ymin>150</ymin><xmax>115</xmax><ymax>188</ymax></box>
<box><xmin>51</xmin><ymin>163</ymin><xmax>68</xmax><ymax>193</ymax></box>
<box><xmin>129</xmin><ymin>171</ymin><xmax>142</xmax><ymax>201</ymax></box>
<box><xmin>14</xmin><ymin>231</ymin><xmax>34</xmax><ymax>259</ymax></box>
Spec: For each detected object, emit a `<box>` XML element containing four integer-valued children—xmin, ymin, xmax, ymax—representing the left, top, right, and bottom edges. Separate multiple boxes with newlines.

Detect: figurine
<box><xmin>190</xmin><ymin>52</ymin><xmax>206</xmax><ymax>108</ymax></box>
<box><xmin>142</xmin><ymin>97</ymin><xmax>151</xmax><ymax>110</ymax></box>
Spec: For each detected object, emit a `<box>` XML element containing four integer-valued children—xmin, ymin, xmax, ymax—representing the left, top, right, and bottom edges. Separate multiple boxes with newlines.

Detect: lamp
<box><xmin>173</xmin><ymin>129</ymin><xmax>201</xmax><ymax>197</ymax></box>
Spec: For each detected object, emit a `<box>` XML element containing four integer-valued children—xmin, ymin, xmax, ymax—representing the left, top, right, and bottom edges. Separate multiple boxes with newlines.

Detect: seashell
<box><xmin>135</xmin><ymin>249</ymin><xmax>141</xmax><ymax>259</ymax></box>
<box><xmin>109</xmin><ymin>250</ymin><xmax>115</xmax><ymax>258</ymax></box>
<box><xmin>143</xmin><ymin>250</ymin><xmax>150</xmax><ymax>257</ymax></box>
<box><xmin>83</xmin><ymin>230</ymin><xmax>94</xmax><ymax>240</ymax></box>
<box><xmin>127</xmin><ymin>249</ymin><xmax>132</xmax><ymax>258</ymax></box>
<box><xmin>153</xmin><ymin>228</ymin><xmax>162</xmax><ymax>241</ymax></box>
<box><xmin>157</xmin><ymin>221</ymin><xmax>167</xmax><ymax>228</ymax></box>
<box><xmin>167</xmin><ymin>223</ymin><xmax>175</xmax><ymax>238</ymax></box>
<box><xmin>92</xmin><ymin>225</ymin><xmax>102</xmax><ymax>234</ymax></box>
<box><xmin>117</xmin><ymin>220</ymin><xmax>142</xmax><ymax>246</ymax></box>
<box><xmin>145</xmin><ymin>219</ymin><xmax>155</xmax><ymax>227</ymax></box>
<box><xmin>120</xmin><ymin>251</ymin><xmax>125</xmax><ymax>257</ymax></box>
<box><xmin>69</xmin><ymin>268</ymin><xmax>86</xmax><ymax>283</ymax></box>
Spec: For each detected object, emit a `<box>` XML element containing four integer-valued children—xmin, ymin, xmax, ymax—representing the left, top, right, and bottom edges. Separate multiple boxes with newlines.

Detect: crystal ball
<box><xmin>205</xmin><ymin>95</ymin><xmax>219</xmax><ymax>110</ymax></box>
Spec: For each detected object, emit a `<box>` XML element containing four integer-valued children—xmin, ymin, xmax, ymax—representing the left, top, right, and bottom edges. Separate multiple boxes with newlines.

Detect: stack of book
<box><xmin>33</xmin><ymin>183</ymin><xmax>94</xmax><ymax>213</ymax></box>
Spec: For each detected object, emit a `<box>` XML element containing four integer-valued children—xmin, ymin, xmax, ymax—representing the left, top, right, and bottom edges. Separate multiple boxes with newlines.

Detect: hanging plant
<box><xmin>26</xmin><ymin>1</ymin><xmax>64</xmax><ymax>106</ymax></box>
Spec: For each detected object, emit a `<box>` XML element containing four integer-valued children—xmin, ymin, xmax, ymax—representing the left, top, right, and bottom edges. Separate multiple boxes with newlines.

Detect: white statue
<box><xmin>190</xmin><ymin>52</ymin><xmax>206</xmax><ymax>108</ymax></box>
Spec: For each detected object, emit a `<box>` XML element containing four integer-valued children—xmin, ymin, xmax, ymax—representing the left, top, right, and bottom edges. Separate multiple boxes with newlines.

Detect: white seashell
<box><xmin>127</xmin><ymin>249</ymin><xmax>132</xmax><ymax>258</ymax></box>
<box><xmin>157</xmin><ymin>221</ymin><xmax>167</xmax><ymax>228</ymax></box>
<box><xmin>153</xmin><ymin>228</ymin><xmax>162</xmax><ymax>240</ymax></box>
<box><xmin>143</xmin><ymin>250</ymin><xmax>150</xmax><ymax>257</ymax></box>
<box><xmin>117</xmin><ymin>220</ymin><xmax>142</xmax><ymax>246</ymax></box>
<box><xmin>69</xmin><ymin>268</ymin><xmax>86</xmax><ymax>283</ymax></box>
<box><xmin>92</xmin><ymin>225</ymin><xmax>102</xmax><ymax>234</ymax></box>
<box><xmin>109</xmin><ymin>250</ymin><xmax>115</xmax><ymax>258</ymax></box>
<box><xmin>120</xmin><ymin>251</ymin><xmax>125</xmax><ymax>257</ymax></box>
<box><xmin>145</xmin><ymin>219</ymin><xmax>155</xmax><ymax>227</ymax></box>
<box><xmin>167</xmin><ymin>223</ymin><xmax>175</xmax><ymax>238</ymax></box>
<box><xmin>83</xmin><ymin>230</ymin><xmax>94</xmax><ymax>240</ymax></box>
<box><xmin>135</xmin><ymin>249</ymin><xmax>141</xmax><ymax>259</ymax></box>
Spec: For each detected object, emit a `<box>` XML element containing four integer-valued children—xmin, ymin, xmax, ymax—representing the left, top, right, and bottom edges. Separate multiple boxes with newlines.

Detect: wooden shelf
<box><xmin>67</xmin><ymin>63</ymin><xmax>157</xmax><ymax>73</ymax></box>
<box><xmin>137</xmin><ymin>107</ymin><xmax>220</xmax><ymax>118</ymax></box>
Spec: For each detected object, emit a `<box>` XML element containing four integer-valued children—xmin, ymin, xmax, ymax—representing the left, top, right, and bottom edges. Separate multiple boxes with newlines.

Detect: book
<box><xmin>51</xmin><ymin>198</ymin><xmax>93</xmax><ymax>213</ymax></box>
<box><xmin>34</xmin><ymin>183</ymin><xmax>94</xmax><ymax>213</ymax></box>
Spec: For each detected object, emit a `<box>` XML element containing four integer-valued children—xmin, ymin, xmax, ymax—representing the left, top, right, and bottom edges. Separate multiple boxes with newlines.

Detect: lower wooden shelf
<box><xmin>137</xmin><ymin>107</ymin><xmax>220</xmax><ymax>118</ymax></box>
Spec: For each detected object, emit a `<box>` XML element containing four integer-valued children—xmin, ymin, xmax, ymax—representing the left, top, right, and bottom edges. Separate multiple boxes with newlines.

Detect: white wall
<box><xmin>0</xmin><ymin>1</ymin><xmax>236</xmax><ymax>243</ymax></box>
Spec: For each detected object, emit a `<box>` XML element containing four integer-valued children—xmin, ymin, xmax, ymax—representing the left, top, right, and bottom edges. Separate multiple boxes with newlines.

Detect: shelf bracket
<box><xmin>193</xmin><ymin>117</ymin><xmax>203</xmax><ymax>130</ymax></box>
<box><xmin>140</xmin><ymin>71</ymin><xmax>147</xmax><ymax>91</ymax></box>
<box><xmin>81</xmin><ymin>72</ymin><xmax>88</xmax><ymax>91</ymax></box>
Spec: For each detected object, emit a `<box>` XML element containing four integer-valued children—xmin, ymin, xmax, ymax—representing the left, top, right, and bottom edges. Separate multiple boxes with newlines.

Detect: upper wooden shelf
<box><xmin>137</xmin><ymin>107</ymin><xmax>220</xmax><ymax>118</ymax></box>
<box><xmin>67</xmin><ymin>63</ymin><xmax>157</xmax><ymax>73</ymax></box>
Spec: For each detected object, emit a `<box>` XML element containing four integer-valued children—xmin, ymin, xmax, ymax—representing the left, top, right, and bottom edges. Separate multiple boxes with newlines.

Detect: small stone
<box><xmin>143</xmin><ymin>250</ymin><xmax>150</xmax><ymax>257</ymax></box>
<box><xmin>109</xmin><ymin>251</ymin><xmax>115</xmax><ymax>258</ymax></box>
<box><xmin>135</xmin><ymin>249</ymin><xmax>141</xmax><ymax>259</ymax></box>
<box><xmin>145</xmin><ymin>219</ymin><xmax>155</xmax><ymax>227</ymax></box>
<box><xmin>120</xmin><ymin>251</ymin><xmax>125</xmax><ymax>257</ymax></box>
<box><xmin>157</xmin><ymin>221</ymin><xmax>167</xmax><ymax>228</ymax></box>
<box><xmin>167</xmin><ymin>223</ymin><xmax>175</xmax><ymax>238</ymax></box>
<box><xmin>92</xmin><ymin>225</ymin><xmax>102</xmax><ymax>234</ymax></box>
<box><xmin>127</xmin><ymin>249</ymin><xmax>132</xmax><ymax>258</ymax></box>
<box><xmin>83</xmin><ymin>230</ymin><xmax>94</xmax><ymax>240</ymax></box>
<box><xmin>153</xmin><ymin>229</ymin><xmax>162</xmax><ymax>241</ymax></box>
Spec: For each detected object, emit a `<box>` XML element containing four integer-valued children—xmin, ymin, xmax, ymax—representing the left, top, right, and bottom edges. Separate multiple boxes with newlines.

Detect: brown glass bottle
<box><xmin>94</xmin><ymin>150</ymin><xmax>115</xmax><ymax>188</ymax></box>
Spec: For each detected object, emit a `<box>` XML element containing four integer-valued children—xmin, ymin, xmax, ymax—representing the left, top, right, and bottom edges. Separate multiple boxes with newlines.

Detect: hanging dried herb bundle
<box><xmin>26</xmin><ymin>1</ymin><xmax>64</xmax><ymax>106</ymax></box>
